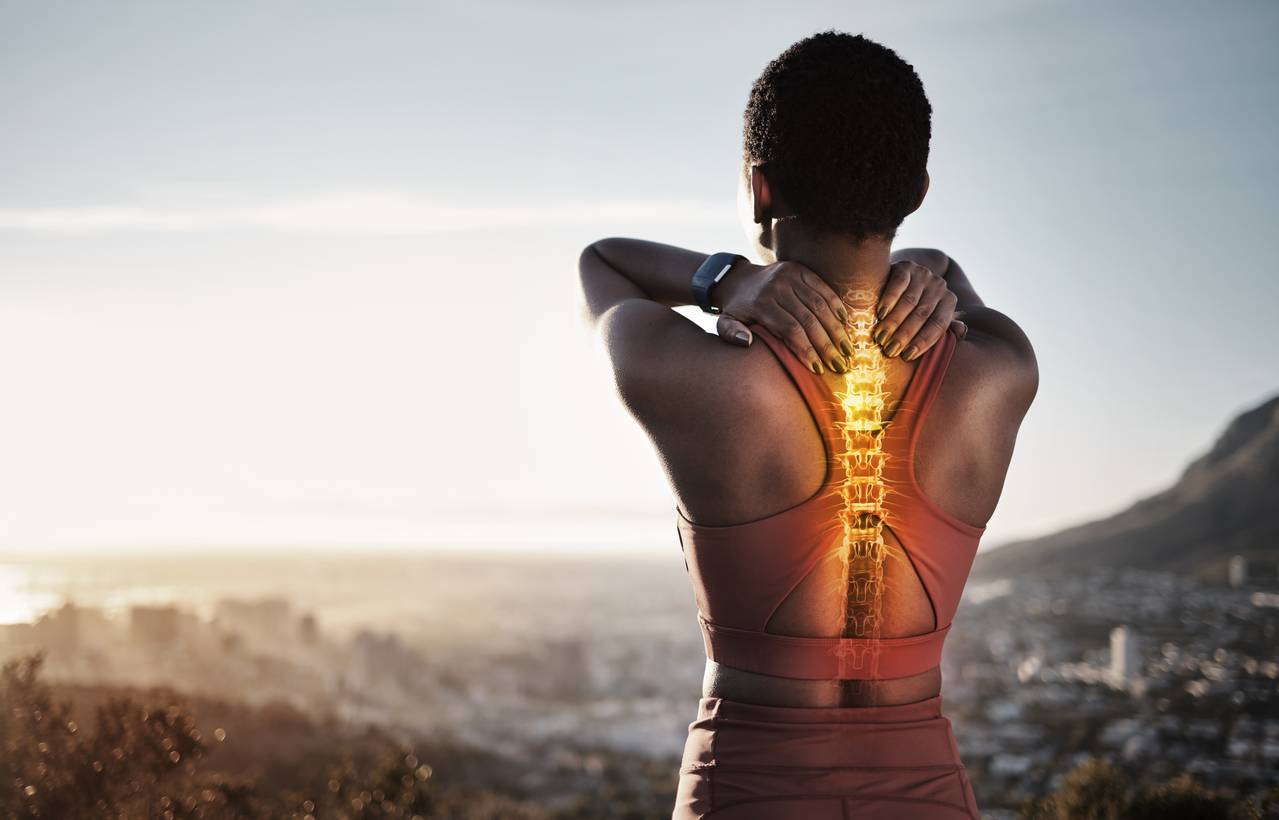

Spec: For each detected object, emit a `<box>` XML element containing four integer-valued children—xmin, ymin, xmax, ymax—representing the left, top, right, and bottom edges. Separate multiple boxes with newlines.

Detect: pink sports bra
<box><xmin>675</xmin><ymin>323</ymin><xmax>984</xmax><ymax>680</ymax></box>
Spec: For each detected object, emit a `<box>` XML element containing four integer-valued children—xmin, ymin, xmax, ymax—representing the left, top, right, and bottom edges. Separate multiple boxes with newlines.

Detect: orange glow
<box><xmin>832</xmin><ymin>296</ymin><xmax>891</xmax><ymax>683</ymax></box>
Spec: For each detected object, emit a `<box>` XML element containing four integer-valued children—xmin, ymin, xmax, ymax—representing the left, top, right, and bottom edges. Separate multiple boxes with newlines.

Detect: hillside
<box><xmin>974</xmin><ymin>393</ymin><xmax>1279</xmax><ymax>580</ymax></box>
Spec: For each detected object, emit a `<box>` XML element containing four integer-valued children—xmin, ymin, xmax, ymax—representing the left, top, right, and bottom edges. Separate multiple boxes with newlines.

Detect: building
<box><xmin>1110</xmin><ymin>625</ymin><xmax>1141</xmax><ymax>688</ymax></box>
<box><xmin>215</xmin><ymin>597</ymin><xmax>292</xmax><ymax>636</ymax></box>
<box><xmin>130</xmin><ymin>604</ymin><xmax>180</xmax><ymax>645</ymax></box>
<box><xmin>299</xmin><ymin>612</ymin><xmax>320</xmax><ymax>645</ymax></box>
<box><xmin>1230</xmin><ymin>555</ymin><xmax>1249</xmax><ymax>589</ymax></box>
<box><xmin>34</xmin><ymin>602</ymin><xmax>81</xmax><ymax>653</ymax></box>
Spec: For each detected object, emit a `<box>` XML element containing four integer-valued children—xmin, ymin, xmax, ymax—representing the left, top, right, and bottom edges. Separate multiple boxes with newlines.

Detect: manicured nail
<box><xmin>734</xmin><ymin>330</ymin><xmax>750</xmax><ymax>344</ymax></box>
<box><xmin>811</xmin><ymin>361</ymin><xmax>823</xmax><ymax>375</ymax></box>
<box><xmin>839</xmin><ymin>339</ymin><xmax>854</xmax><ymax>357</ymax></box>
<box><xmin>873</xmin><ymin>328</ymin><xmax>887</xmax><ymax>345</ymax></box>
<box><xmin>830</xmin><ymin>357</ymin><xmax>845</xmax><ymax>374</ymax></box>
<box><xmin>876</xmin><ymin>303</ymin><xmax>889</xmax><ymax>319</ymax></box>
<box><xmin>884</xmin><ymin>339</ymin><xmax>902</xmax><ymax>358</ymax></box>
<box><xmin>903</xmin><ymin>344</ymin><xmax>920</xmax><ymax>361</ymax></box>
<box><xmin>837</xmin><ymin>307</ymin><xmax>849</xmax><ymax>323</ymax></box>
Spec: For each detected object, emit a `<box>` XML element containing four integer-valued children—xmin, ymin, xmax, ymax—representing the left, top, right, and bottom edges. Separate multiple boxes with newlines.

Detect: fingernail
<box><xmin>734</xmin><ymin>330</ymin><xmax>750</xmax><ymax>344</ymax></box>
<box><xmin>876</xmin><ymin>304</ymin><xmax>889</xmax><ymax>319</ymax></box>
<box><xmin>837</xmin><ymin>308</ymin><xmax>849</xmax><ymax>322</ymax></box>
<box><xmin>811</xmin><ymin>361</ymin><xmax>823</xmax><ymax>375</ymax></box>
<box><xmin>873</xmin><ymin>328</ymin><xmax>887</xmax><ymax>345</ymax></box>
<box><xmin>903</xmin><ymin>344</ymin><xmax>919</xmax><ymax>361</ymax></box>
<box><xmin>830</xmin><ymin>357</ymin><xmax>844</xmax><ymax>374</ymax></box>
<box><xmin>884</xmin><ymin>339</ymin><xmax>902</xmax><ymax>358</ymax></box>
<box><xmin>839</xmin><ymin>339</ymin><xmax>854</xmax><ymax>357</ymax></box>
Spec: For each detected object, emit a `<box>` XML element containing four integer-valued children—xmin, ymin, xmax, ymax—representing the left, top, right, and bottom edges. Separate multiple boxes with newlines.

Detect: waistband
<box><xmin>681</xmin><ymin>694</ymin><xmax>966</xmax><ymax>789</ymax></box>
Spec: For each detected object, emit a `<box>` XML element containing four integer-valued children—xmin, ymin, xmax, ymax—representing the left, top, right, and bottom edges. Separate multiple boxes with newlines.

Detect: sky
<box><xmin>2</xmin><ymin>0</ymin><xmax>1277</xmax><ymax>556</ymax></box>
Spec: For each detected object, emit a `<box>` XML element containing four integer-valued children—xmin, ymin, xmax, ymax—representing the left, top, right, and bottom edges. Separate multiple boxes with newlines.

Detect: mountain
<box><xmin>973</xmin><ymin>393</ymin><xmax>1279</xmax><ymax>580</ymax></box>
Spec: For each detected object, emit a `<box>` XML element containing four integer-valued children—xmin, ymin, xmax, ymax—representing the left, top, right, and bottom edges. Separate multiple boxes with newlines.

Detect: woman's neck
<box><xmin>770</xmin><ymin>222</ymin><xmax>893</xmax><ymax>307</ymax></box>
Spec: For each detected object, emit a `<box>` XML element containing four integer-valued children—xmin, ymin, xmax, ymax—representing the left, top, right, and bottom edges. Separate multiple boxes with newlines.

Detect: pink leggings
<box><xmin>673</xmin><ymin>695</ymin><xmax>980</xmax><ymax>819</ymax></box>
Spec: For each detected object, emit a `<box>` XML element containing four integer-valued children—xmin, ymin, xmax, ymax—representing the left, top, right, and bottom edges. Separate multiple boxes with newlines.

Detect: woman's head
<box><xmin>739</xmin><ymin>32</ymin><xmax>933</xmax><ymax>255</ymax></box>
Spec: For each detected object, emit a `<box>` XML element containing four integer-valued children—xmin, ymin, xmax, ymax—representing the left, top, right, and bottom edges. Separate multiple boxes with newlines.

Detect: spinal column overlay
<box><xmin>831</xmin><ymin>296</ymin><xmax>891</xmax><ymax>685</ymax></box>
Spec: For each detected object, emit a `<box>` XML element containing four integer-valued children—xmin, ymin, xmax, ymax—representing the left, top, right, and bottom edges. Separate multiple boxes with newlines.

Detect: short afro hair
<box><xmin>743</xmin><ymin>31</ymin><xmax>932</xmax><ymax>241</ymax></box>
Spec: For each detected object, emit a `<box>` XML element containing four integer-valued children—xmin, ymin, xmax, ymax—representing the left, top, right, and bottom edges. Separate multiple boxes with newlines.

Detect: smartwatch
<box><xmin>691</xmin><ymin>252</ymin><xmax>747</xmax><ymax>315</ymax></box>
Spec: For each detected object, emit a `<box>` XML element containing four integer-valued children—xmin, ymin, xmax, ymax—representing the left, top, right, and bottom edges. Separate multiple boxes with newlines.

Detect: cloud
<box><xmin>0</xmin><ymin>192</ymin><xmax>728</xmax><ymax>235</ymax></box>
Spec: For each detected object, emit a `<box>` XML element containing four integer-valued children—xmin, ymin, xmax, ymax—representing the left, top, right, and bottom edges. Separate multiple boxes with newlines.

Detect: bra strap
<box><xmin>747</xmin><ymin>324</ymin><xmax>844</xmax><ymax>465</ymax></box>
<box><xmin>895</xmin><ymin>326</ymin><xmax>961</xmax><ymax>457</ymax></box>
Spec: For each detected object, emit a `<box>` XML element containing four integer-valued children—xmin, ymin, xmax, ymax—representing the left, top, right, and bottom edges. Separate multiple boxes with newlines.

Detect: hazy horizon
<box><xmin>3</xmin><ymin>0</ymin><xmax>1277</xmax><ymax>556</ymax></box>
<box><xmin>0</xmin><ymin>383</ymin><xmax>1270</xmax><ymax>560</ymax></box>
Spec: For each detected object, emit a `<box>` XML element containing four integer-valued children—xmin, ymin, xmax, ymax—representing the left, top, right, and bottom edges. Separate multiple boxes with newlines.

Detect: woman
<box><xmin>579</xmin><ymin>32</ymin><xmax>1037</xmax><ymax>819</ymax></box>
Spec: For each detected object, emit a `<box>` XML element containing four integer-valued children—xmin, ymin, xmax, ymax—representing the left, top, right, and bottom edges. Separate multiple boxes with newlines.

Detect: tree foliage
<box><xmin>1021</xmin><ymin>757</ymin><xmax>1277</xmax><ymax>820</ymax></box>
<box><xmin>0</xmin><ymin>653</ymin><xmax>514</xmax><ymax>819</ymax></box>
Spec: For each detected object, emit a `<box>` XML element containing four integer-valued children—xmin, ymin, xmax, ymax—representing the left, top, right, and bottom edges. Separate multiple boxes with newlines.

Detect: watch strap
<box><xmin>691</xmin><ymin>252</ymin><xmax>746</xmax><ymax>315</ymax></box>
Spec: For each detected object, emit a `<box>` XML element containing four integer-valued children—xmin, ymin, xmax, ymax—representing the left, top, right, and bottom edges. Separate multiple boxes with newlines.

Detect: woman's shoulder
<box><xmin>948</xmin><ymin>308</ymin><xmax>1039</xmax><ymax>413</ymax></box>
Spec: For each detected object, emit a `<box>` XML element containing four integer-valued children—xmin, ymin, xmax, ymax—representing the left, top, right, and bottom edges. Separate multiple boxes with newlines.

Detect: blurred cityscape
<box><xmin>945</xmin><ymin>556</ymin><xmax>1279</xmax><ymax>810</ymax></box>
<box><xmin>1</xmin><ymin>549</ymin><xmax>1276</xmax><ymax>816</ymax></box>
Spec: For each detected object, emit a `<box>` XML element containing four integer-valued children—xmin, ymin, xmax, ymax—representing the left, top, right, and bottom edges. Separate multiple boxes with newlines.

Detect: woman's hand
<box><xmin>872</xmin><ymin>261</ymin><xmax>968</xmax><ymax>361</ymax></box>
<box><xmin>714</xmin><ymin>260</ymin><xmax>854</xmax><ymax>375</ymax></box>
<box><xmin>715</xmin><ymin>259</ymin><xmax>967</xmax><ymax>372</ymax></box>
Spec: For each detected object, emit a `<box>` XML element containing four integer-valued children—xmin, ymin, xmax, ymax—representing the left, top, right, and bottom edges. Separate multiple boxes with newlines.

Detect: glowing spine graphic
<box><xmin>832</xmin><ymin>296</ymin><xmax>890</xmax><ymax>683</ymax></box>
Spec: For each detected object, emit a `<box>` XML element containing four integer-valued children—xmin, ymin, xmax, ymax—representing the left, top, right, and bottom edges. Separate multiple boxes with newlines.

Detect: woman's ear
<box><xmin>911</xmin><ymin>170</ymin><xmax>930</xmax><ymax>214</ymax></box>
<box><xmin>750</xmin><ymin>165</ymin><xmax>772</xmax><ymax>224</ymax></box>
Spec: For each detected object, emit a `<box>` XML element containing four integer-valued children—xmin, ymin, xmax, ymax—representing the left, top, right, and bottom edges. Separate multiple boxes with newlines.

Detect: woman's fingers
<box><xmin>717</xmin><ymin>261</ymin><xmax>838</xmax><ymax>373</ymax></box>
<box><xmin>874</xmin><ymin>263</ymin><xmax>934</xmax><ymax>357</ymax></box>
<box><xmin>875</xmin><ymin>262</ymin><xmax>913</xmax><ymax>320</ymax></box>
<box><xmin>772</xmin><ymin>263</ymin><xmax>851</xmax><ymax>369</ymax></box>
<box><xmin>798</xmin><ymin>268</ymin><xmax>850</xmax><ymax>325</ymax></box>
<box><xmin>715</xmin><ymin>259</ymin><xmax>965</xmax><ymax>365</ymax></box>
<box><xmin>775</xmin><ymin>288</ymin><xmax>846</xmax><ymax>373</ymax></box>
<box><xmin>759</xmin><ymin>303</ymin><xmax>826</xmax><ymax>374</ymax></box>
<box><xmin>791</xmin><ymin>282</ymin><xmax>853</xmax><ymax>363</ymax></box>
<box><xmin>892</xmin><ymin>289</ymin><xmax>957</xmax><ymax>361</ymax></box>
<box><xmin>716</xmin><ymin>314</ymin><xmax>753</xmax><ymax>347</ymax></box>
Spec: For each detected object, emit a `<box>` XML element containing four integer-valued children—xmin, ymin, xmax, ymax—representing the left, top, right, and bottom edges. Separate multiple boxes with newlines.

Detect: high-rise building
<box><xmin>1229</xmin><ymin>555</ymin><xmax>1249</xmax><ymax>589</ymax></box>
<box><xmin>1110</xmin><ymin>625</ymin><xmax>1141</xmax><ymax>687</ymax></box>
